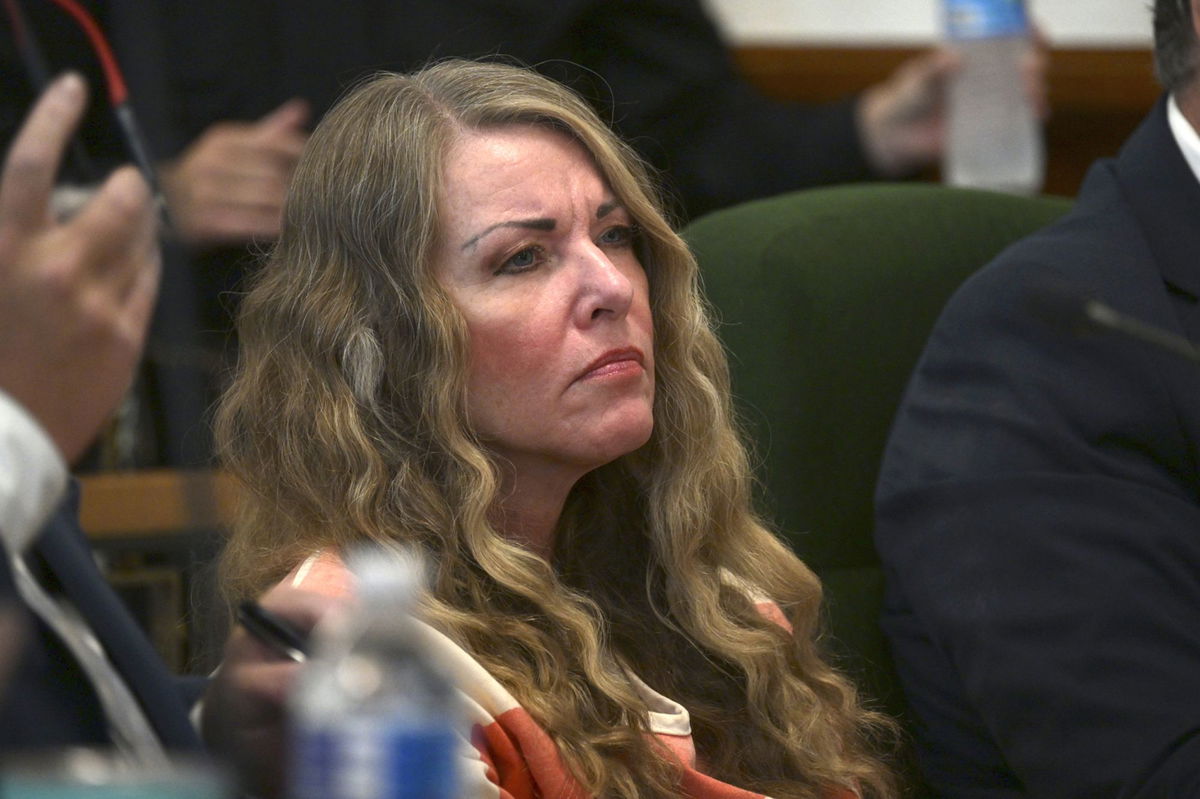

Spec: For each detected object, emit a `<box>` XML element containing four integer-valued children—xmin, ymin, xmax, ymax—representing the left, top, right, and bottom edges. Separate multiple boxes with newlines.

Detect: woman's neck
<box><xmin>492</xmin><ymin>460</ymin><xmax>584</xmax><ymax>560</ymax></box>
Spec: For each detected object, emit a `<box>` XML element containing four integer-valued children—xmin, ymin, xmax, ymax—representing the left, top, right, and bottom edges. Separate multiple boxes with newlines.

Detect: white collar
<box><xmin>1167</xmin><ymin>94</ymin><xmax>1200</xmax><ymax>187</ymax></box>
<box><xmin>0</xmin><ymin>389</ymin><xmax>67</xmax><ymax>554</ymax></box>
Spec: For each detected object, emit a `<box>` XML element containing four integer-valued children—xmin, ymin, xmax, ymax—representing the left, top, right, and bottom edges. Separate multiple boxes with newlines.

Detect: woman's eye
<box><xmin>496</xmin><ymin>246</ymin><xmax>544</xmax><ymax>275</ymax></box>
<box><xmin>598</xmin><ymin>224</ymin><xmax>637</xmax><ymax>247</ymax></box>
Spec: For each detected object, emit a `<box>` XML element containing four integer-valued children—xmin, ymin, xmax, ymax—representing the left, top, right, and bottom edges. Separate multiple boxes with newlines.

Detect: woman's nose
<box><xmin>574</xmin><ymin>243</ymin><xmax>635</xmax><ymax>325</ymax></box>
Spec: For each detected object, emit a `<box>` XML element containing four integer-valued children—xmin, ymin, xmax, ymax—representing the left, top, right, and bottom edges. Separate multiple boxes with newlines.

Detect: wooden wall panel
<box><xmin>732</xmin><ymin>46</ymin><xmax>1160</xmax><ymax>197</ymax></box>
<box><xmin>79</xmin><ymin>469</ymin><xmax>238</xmax><ymax>539</ymax></box>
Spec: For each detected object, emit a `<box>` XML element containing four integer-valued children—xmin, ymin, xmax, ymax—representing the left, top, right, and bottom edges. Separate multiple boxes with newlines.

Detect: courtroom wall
<box><xmin>705</xmin><ymin>0</ymin><xmax>1152</xmax><ymax>47</ymax></box>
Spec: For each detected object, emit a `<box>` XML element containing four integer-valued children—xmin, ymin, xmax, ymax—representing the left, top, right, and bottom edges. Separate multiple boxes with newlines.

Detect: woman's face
<box><xmin>432</xmin><ymin>124</ymin><xmax>655</xmax><ymax>487</ymax></box>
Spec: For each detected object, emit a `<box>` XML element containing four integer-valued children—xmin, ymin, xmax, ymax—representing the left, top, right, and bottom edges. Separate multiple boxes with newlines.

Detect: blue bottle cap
<box><xmin>945</xmin><ymin>0</ymin><xmax>1029</xmax><ymax>40</ymax></box>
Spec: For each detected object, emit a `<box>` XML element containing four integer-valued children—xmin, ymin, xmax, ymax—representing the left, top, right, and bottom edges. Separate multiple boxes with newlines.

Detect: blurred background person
<box><xmin>0</xmin><ymin>69</ymin><xmax>187</xmax><ymax>757</ymax></box>
<box><xmin>874</xmin><ymin>0</ymin><xmax>1200</xmax><ymax>795</ymax></box>
<box><xmin>0</xmin><ymin>71</ymin><xmax>335</xmax><ymax>797</ymax></box>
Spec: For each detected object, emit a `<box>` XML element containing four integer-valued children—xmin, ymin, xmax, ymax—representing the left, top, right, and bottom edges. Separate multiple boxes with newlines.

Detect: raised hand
<box><xmin>0</xmin><ymin>73</ymin><xmax>160</xmax><ymax>463</ymax></box>
<box><xmin>161</xmin><ymin>99</ymin><xmax>310</xmax><ymax>246</ymax></box>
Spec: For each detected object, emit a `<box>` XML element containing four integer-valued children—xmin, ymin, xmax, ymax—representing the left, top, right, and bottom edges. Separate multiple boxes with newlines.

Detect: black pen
<box><xmin>237</xmin><ymin>600</ymin><xmax>310</xmax><ymax>663</ymax></box>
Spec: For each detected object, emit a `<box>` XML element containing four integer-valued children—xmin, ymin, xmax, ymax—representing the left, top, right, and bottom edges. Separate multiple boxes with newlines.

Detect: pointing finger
<box><xmin>0</xmin><ymin>73</ymin><xmax>89</xmax><ymax>235</ymax></box>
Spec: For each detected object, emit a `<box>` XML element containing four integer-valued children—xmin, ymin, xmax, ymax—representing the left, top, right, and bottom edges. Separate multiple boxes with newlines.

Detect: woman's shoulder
<box><xmin>285</xmin><ymin>549</ymin><xmax>355</xmax><ymax>598</ymax></box>
<box><xmin>719</xmin><ymin>570</ymin><xmax>792</xmax><ymax>632</ymax></box>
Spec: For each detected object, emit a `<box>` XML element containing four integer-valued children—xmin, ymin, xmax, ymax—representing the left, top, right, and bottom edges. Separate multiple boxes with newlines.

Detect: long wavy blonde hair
<box><xmin>216</xmin><ymin>59</ymin><xmax>895</xmax><ymax>799</ymax></box>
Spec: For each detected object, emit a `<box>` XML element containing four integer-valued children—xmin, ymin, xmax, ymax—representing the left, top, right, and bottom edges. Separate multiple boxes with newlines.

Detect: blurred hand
<box><xmin>160</xmin><ymin>99</ymin><xmax>309</xmax><ymax>247</ymax></box>
<box><xmin>202</xmin><ymin>584</ymin><xmax>342</xmax><ymax>799</ymax></box>
<box><xmin>857</xmin><ymin>48</ymin><xmax>959</xmax><ymax>177</ymax></box>
<box><xmin>857</xmin><ymin>29</ymin><xmax>1050</xmax><ymax>177</ymax></box>
<box><xmin>0</xmin><ymin>73</ymin><xmax>160</xmax><ymax>463</ymax></box>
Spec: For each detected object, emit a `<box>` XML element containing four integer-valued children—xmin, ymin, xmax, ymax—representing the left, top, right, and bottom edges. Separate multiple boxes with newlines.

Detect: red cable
<box><xmin>44</xmin><ymin>0</ymin><xmax>128</xmax><ymax>106</ymax></box>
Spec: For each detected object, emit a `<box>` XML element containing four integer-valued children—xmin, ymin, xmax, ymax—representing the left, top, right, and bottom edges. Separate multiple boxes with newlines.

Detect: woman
<box><xmin>216</xmin><ymin>60</ymin><xmax>895</xmax><ymax>799</ymax></box>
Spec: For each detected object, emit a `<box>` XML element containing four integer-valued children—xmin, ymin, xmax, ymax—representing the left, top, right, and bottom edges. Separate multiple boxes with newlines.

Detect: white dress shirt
<box><xmin>0</xmin><ymin>388</ymin><xmax>166</xmax><ymax>764</ymax></box>
<box><xmin>0</xmin><ymin>388</ymin><xmax>67</xmax><ymax>554</ymax></box>
<box><xmin>1167</xmin><ymin>94</ymin><xmax>1200</xmax><ymax>187</ymax></box>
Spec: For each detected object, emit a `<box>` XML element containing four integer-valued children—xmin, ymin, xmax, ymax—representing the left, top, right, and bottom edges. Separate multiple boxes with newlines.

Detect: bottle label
<box><xmin>944</xmin><ymin>0</ymin><xmax>1028</xmax><ymax>39</ymax></box>
<box><xmin>290</xmin><ymin>718</ymin><xmax>460</xmax><ymax>799</ymax></box>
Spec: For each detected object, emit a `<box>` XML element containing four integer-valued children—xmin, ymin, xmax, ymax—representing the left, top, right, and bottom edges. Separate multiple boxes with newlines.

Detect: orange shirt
<box><xmin>286</xmin><ymin>551</ymin><xmax>857</xmax><ymax>799</ymax></box>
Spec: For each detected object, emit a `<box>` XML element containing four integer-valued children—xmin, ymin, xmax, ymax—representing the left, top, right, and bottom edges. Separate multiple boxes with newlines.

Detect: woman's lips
<box><xmin>577</xmin><ymin>347</ymin><xmax>645</xmax><ymax>381</ymax></box>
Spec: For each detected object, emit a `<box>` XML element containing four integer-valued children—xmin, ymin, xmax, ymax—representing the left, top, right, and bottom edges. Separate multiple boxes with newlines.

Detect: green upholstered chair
<box><xmin>682</xmin><ymin>182</ymin><xmax>1071</xmax><ymax>784</ymax></box>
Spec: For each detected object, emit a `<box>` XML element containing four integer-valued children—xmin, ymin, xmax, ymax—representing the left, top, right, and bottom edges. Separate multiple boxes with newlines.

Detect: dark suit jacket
<box><xmin>0</xmin><ymin>487</ymin><xmax>202</xmax><ymax>752</ymax></box>
<box><xmin>874</xmin><ymin>98</ymin><xmax>1200</xmax><ymax>798</ymax></box>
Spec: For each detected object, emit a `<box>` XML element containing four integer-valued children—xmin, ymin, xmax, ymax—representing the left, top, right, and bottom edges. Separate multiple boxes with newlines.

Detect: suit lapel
<box><xmin>1116</xmin><ymin>97</ymin><xmax>1200</xmax><ymax>343</ymax></box>
<box><xmin>35</xmin><ymin>491</ymin><xmax>202</xmax><ymax>750</ymax></box>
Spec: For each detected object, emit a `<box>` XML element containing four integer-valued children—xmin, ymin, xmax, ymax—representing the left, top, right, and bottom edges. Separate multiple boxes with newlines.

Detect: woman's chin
<box><xmin>583</xmin><ymin>414</ymin><xmax>655</xmax><ymax>469</ymax></box>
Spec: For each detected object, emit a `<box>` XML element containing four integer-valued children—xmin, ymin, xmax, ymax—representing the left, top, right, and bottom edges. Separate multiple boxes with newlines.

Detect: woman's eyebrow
<box><xmin>461</xmin><ymin>199</ymin><xmax>622</xmax><ymax>251</ymax></box>
<box><xmin>596</xmin><ymin>200</ymin><xmax>621</xmax><ymax>219</ymax></box>
<box><xmin>461</xmin><ymin>218</ymin><xmax>555</xmax><ymax>251</ymax></box>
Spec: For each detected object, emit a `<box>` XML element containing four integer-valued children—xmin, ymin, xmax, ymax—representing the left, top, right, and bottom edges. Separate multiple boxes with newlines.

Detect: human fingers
<box><xmin>222</xmin><ymin>658</ymin><xmax>301</xmax><ymax>710</ymax></box>
<box><xmin>251</xmin><ymin>98</ymin><xmax>310</xmax><ymax>154</ymax></box>
<box><xmin>1023</xmin><ymin>25</ymin><xmax>1052</xmax><ymax>119</ymax></box>
<box><xmin>253</xmin><ymin>130</ymin><xmax>309</xmax><ymax>168</ymax></box>
<box><xmin>0</xmin><ymin>73</ymin><xmax>89</xmax><ymax>235</ymax></box>
<box><xmin>176</xmin><ymin>202</ymin><xmax>284</xmax><ymax>244</ymax></box>
<box><xmin>899</xmin><ymin>48</ymin><xmax>959</xmax><ymax>99</ymax></box>
<box><xmin>859</xmin><ymin>48</ymin><xmax>961</xmax><ymax>175</ymax></box>
<box><xmin>196</xmin><ymin>168</ymin><xmax>292</xmax><ymax>209</ymax></box>
<box><xmin>255</xmin><ymin>98</ymin><xmax>311</xmax><ymax>134</ymax></box>
<box><xmin>204</xmin><ymin>124</ymin><xmax>307</xmax><ymax>170</ymax></box>
<box><xmin>221</xmin><ymin>587</ymin><xmax>341</xmax><ymax>671</ymax></box>
<box><xmin>257</xmin><ymin>584</ymin><xmax>344</xmax><ymax>635</ymax></box>
<box><xmin>201</xmin><ymin>654</ymin><xmax>299</xmax><ymax>796</ymax></box>
<box><xmin>68</xmin><ymin>165</ymin><xmax>155</xmax><ymax>294</ymax></box>
<box><xmin>176</xmin><ymin>110</ymin><xmax>306</xmax><ymax>182</ymax></box>
<box><xmin>865</xmin><ymin>49</ymin><xmax>955</xmax><ymax>134</ymax></box>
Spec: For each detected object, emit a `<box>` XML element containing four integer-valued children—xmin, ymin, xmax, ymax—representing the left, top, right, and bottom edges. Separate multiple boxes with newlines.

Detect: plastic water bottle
<box><xmin>288</xmin><ymin>547</ymin><xmax>461</xmax><ymax>799</ymax></box>
<box><xmin>943</xmin><ymin>0</ymin><xmax>1044</xmax><ymax>194</ymax></box>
